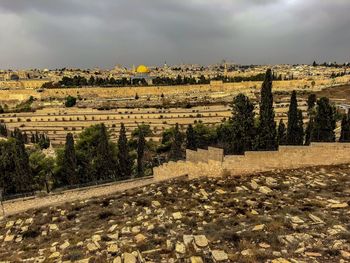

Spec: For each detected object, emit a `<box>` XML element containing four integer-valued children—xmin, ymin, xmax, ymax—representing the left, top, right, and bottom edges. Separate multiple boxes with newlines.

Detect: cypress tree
<box><xmin>287</xmin><ymin>91</ymin><xmax>304</xmax><ymax>145</ymax></box>
<box><xmin>297</xmin><ymin>109</ymin><xmax>304</xmax><ymax>144</ymax></box>
<box><xmin>255</xmin><ymin>69</ymin><xmax>277</xmax><ymax>150</ymax></box>
<box><xmin>169</xmin><ymin>123</ymin><xmax>183</xmax><ymax>160</ymax></box>
<box><xmin>0</xmin><ymin>123</ymin><xmax>7</xmax><ymax>137</ymax></box>
<box><xmin>137</xmin><ymin>129</ymin><xmax>146</xmax><ymax>177</ymax></box>
<box><xmin>13</xmin><ymin>138</ymin><xmax>33</xmax><ymax>193</ymax></box>
<box><xmin>339</xmin><ymin>112</ymin><xmax>350</xmax><ymax>142</ymax></box>
<box><xmin>186</xmin><ymin>124</ymin><xmax>197</xmax><ymax>150</ymax></box>
<box><xmin>95</xmin><ymin>124</ymin><xmax>117</xmax><ymax>180</ymax></box>
<box><xmin>307</xmin><ymin>94</ymin><xmax>317</xmax><ymax>113</ymax></box>
<box><xmin>35</xmin><ymin>131</ymin><xmax>40</xmax><ymax>143</ymax></box>
<box><xmin>62</xmin><ymin>133</ymin><xmax>78</xmax><ymax>185</ymax></box>
<box><xmin>304</xmin><ymin>117</ymin><xmax>314</xmax><ymax>146</ymax></box>
<box><xmin>312</xmin><ymin>97</ymin><xmax>336</xmax><ymax>142</ymax></box>
<box><xmin>277</xmin><ymin>119</ymin><xmax>287</xmax><ymax>145</ymax></box>
<box><xmin>117</xmin><ymin>123</ymin><xmax>132</xmax><ymax>178</ymax></box>
<box><xmin>230</xmin><ymin>94</ymin><xmax>256</xmax><ymax>154</ymax></box>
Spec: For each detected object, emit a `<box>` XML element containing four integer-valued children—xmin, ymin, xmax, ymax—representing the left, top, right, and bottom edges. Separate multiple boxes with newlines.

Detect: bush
<box><xmin>65</xmin><ymin>96</ymin><xmax>77</xmax><ymax>107</ymax></box>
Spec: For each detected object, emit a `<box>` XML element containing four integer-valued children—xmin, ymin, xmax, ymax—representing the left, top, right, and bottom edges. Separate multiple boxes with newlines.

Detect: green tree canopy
<box><xmin>277</xmin><ymin>119</ymin><xmax>287</xmax><ymax>146</ymax></box>
<box><xmin>312</xmin><ymin>97</ymin><xmax>336</xmax><ymax>142</ymax></box>
<box><xmin>65</xmin><ymin>95</ymin><xmax>77</xmax><ymax>107</ymax></box>
<box><xmin>117</xmin><ymin>123</ymin><xmax>132</xmax><ymax>178</ymax></box>
<box><xmin>169</xmin><ymin>123</ymin><xmax>184</xmax><ymax>161</ymax></box>
<box><xmin>186</xmin><ymin>124</ymin><xmax>197</xmax><ymax>150</ymax></box>
<box><xmin>229</xmin><ymin>93</ymin><xmax>256</xmax><ymax>154</ymax></box>
<box><xmin>255</xmin><ymin>69</ymin><xmax>277</xmax><ymax>150</ymax></box>
<box><xmin>339</xmin><ymin>112</ymin><xmax>350</xmax><ymax>142</ymax></box>
<box><xmin>287</xmin><ymin>91</ymin><xmax>304</xmax><ymax>145</ymax></box>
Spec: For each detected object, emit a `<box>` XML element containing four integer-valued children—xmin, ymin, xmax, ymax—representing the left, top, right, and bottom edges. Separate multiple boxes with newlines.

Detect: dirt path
<box><xmin>2</xmin><ymin>177</ymin><xmax>158</xmax><ymax>216</ymax></box>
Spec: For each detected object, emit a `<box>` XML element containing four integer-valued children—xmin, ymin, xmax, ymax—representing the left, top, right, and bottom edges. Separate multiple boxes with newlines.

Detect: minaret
<box><xmin>224</xmin><ymin>62</ymin><xmax>228</xmax><ymax>77</ymax></box>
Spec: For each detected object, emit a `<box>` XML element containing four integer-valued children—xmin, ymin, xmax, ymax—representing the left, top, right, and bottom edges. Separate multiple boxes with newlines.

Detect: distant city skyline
<box><xmin>0</xmin><ymin>0</ymin><xmax>350</xmax><ymax>69</ymax></box>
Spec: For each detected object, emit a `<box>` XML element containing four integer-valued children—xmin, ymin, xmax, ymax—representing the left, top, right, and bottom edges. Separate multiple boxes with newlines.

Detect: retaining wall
<box><xmin>153</xmin><ymin>143</ymin><xmax>350</xmax><ymax>180</ymax></box>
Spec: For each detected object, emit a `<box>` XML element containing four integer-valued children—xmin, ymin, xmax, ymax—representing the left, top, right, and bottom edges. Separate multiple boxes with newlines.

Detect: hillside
<box><xmin>0</xmin><ymin>165</ymin><xmax>350</xmax><ymax>263</ymax></box>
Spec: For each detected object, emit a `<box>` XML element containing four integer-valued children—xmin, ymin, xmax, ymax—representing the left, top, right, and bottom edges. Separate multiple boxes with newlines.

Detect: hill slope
<box><xmin>1</xmin><ymin>165</ymin><xmax>350</xmax><ymax>262</ymax></box>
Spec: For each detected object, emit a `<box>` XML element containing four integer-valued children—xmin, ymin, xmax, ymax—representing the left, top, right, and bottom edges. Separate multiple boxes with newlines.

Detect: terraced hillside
<box><xmin>0</xmin><ymin>164</ymin><xmax>349</xmax><ymax>262</ymax></box>
<box><xmin>0</xmin><ymin>100</ymin><xmax>307</xmax><ymax>145</ymax></box>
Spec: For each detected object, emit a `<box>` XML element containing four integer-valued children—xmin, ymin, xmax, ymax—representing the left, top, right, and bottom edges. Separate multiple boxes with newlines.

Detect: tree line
<box><xmin>0</xmin><ymin>124</ymin><xmax>50</xmax><ymax>149</ymax></box>
<box><xmin>182</xmin><ymin>69</ymin><xmax>346</xmax><ymax>155</ymax></box>
<box><xmin>41</xmin><ymin>72</ymin><xmax>283</xmax><ymax>89</ymax></box>
<box><xmin>0</xmin><ymin>122</ymin><xmax>151</xmax><ymax>197</ymax></box>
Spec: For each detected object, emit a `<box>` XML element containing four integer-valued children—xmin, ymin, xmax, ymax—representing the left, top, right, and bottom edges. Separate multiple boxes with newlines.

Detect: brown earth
<box><xmin>0</xmin><ymin>164</ymin><xmax>349</xmax><ymax>262</ymax></box>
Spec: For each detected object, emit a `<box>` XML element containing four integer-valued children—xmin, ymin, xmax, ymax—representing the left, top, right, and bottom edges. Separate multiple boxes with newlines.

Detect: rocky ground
<box><xmin>0</xmin><ymin>165</ymin><xmax>350</xmax><ymax>263</ymax></box>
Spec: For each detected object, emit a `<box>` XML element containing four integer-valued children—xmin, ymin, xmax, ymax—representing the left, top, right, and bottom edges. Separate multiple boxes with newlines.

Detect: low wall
<box><xmin>154</xmin><ymin>143</ymin><xmax>350</xmax><ymax>180</ymax></box>
<box><xmin>1</xmin><ymin>75</ymin><xmax>350</xmax><ymax>103</ymax></box>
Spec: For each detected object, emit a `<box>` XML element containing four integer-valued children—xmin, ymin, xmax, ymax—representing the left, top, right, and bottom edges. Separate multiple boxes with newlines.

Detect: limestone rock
<box><xmin>172</xmin><ymin>212</ymin><xmax>182</xmax><ymax>220</ymax></box>
<box><xmin>113</xmin><ymin>257</ymin><xmax>122</xmax><ymax>263</ymax></box>
<box><xmin>259</xmin><ymin>186</ymin><xmax>272</xmax><ymax>194</ymax></box>
<box><xmin>251</xmin><ymin>180</ymin><xmax>259</xmax><ymax>190</ymax></box>
<box><xmin>241</xmin><ymin>249</ymin><xmax>253</xmax><ymax>256</ymax></box>
<box><xmin>5</xmin><ymin>221</ymin><xmax>14</xmax><ymax>229</ymax></box>
<box><xmin>48</xmin><ymin>252</ymin><xmax>60</xmax><ymax>259</ymax></box>
<box><xmin>108</xmin><ymin>224</ymin><xmax>118</xmax><ymax>232</ymax></box>
<box><xmin>107</xmin><ymin>243</ymin><xmax>119</xmax><ymax>254</ymax></box>
<box><xmin>183</xmin><ymin>235</ymin><xmax>193</xmax><ymax>246</ymax></box>
<box><xmin>211</xmin><ymin>250</ymin><xmax>228</xmax><ymax>261</ymax></box>
<box><xmin>290</xmin><ymin>216</ymin><xmax>304</xmax><ymax>224</ymax></box>
<box><xmin>252</xmin><ymin>224</ymin><xmax>265</xmax><ymax>231</ymax></box>
<box><xmin>259</xmin><ymin>243</ymin><xmax>271</xmax><ymax>248</ymax></box>
<box><xmin>151</xmin><ymin>200</ymin><xmax>161</xmax><ymax>207</ymax></box>
<box><xmin>86</xmin><ymin>242</ymin><xmax>99</xmax><ymax>252</ymax></box>
<box><xmin>330</xmin><ymin>203</ymin><xmax>348</xmax><ymax>209</ymax></box>
<box><xmin>194</xmin><ymin>235</ymin><xmax>208</xmax><ymax>247</ymax></box>
<box><xmin>304</xmin><ymin>252</ymin><xmax>322</xmax><ymax>257</ymax></box>
<box><xmin>135</xmin><ymin>233</ymin><xmax>146</xmax><ymax>243</ymax></box>
<box><xmin>341</xmin><ymin>250</ymin><xmax>350</xmax><ymax>259</ymax></box>
<box><xmin>91</xmin><ymin>234</ymin><xmax>101</xmax><ymax>242</ymax></box>
<box><xmin>124</xmin><ymin>252</ymin><xmax>137</xmax><ymax>263</ymax></box>
<box><xmin>272</xmin><ymin>259</ymin><xmax>291</xmax><ymax>263</ymax></box>
<box><xmin>49</xmin><ymin>224</ymin><xmax>59</xmax><ymax>231</ymax></box>
<box><xmin>308</xmin><ymin>214</ymin><xmax>324</xmax><ymax>224</ymax></box>
<box><xmin>175</xmin><ymin>242</ymin><xmax>186</xmax><ymax>254</ymax></box>
<box><xmin>131</xmin><ymin>226</ymin><xmax>140</xmax><ymax>234</ymax></box>
<box><xmin>59</xmin><ymin>241</ymin><xmax>70</xmax><ymax>250</ymax></box>
<box><xmin>4</xmin><ymin>234</ymin><xmax>15</xmax><ymax>242</ymax></box>
<box><xmin>191</xmin><ymin>256</ymin><xmax>204</xmax><ymax>263</ymax></box>
<box><xmin>266</xmin><ymin>177</ymin><xmax>277</xmax><ymax>186</ymax></box>
<box><xmin>25</xmin><ymin>218</ymin><xmax>34</xmax><ymax>225</ymax></box>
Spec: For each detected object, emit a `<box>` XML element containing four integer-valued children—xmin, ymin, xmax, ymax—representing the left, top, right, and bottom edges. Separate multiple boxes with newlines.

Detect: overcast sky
<box><xmin>0</xmin><ymin>0</ymin><xmax>349</xmax><ymax>69</ymax></box>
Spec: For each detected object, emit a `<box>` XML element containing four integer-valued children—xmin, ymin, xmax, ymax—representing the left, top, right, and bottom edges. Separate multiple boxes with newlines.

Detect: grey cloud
<box><xmin>0</xmin><ymin>0</ymin><xmax>349</xmax><ymax>68</ymax></box>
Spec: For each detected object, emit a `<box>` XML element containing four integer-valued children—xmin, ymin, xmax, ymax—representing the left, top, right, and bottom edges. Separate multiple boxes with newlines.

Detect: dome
<box><xmin>136</xmin><ymin>65</ymin><xmax>150</xmax><ymax>74</ymax></box>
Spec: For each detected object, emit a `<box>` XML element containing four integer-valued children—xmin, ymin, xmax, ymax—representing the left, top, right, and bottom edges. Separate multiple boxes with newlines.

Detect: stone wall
<box><xmin>153</xmin><ymin>143</ymin><xmax>350</xmax><ymax>180</ymax></box>
<box><xmin>0</xmin><ymin>79</ymin><xmax>49</xmax><ymax>89</ymax></box>
<box><xmin>1</xmin><ymin>76</ymin><xmax>349</xmax><ymax>103</ymax></box>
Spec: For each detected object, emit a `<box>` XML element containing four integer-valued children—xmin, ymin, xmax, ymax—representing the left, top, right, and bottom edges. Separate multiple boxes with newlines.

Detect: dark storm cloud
<box><xmin>0</xmin><ymin>0</ymin><xmax>349</xmax><ymax>68</ymax></box>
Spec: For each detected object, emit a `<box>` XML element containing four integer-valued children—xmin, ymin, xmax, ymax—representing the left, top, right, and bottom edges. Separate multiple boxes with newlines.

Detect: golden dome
<box><xmin>136</xmin><ymin>65</ymin><xmax>150</xmax><ymax>74</ymax></box>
